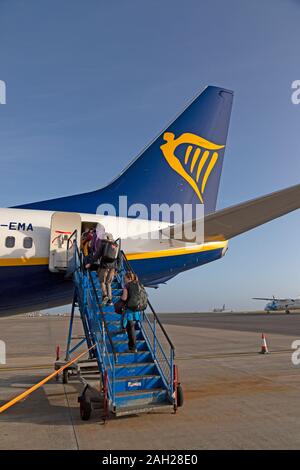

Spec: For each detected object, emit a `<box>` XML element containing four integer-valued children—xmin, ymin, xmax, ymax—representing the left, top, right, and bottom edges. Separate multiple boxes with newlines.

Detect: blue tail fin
<box><xmin>17</xmin><ymin>86</ymin><xmax>233</xmax><ymax>217</ymax></box>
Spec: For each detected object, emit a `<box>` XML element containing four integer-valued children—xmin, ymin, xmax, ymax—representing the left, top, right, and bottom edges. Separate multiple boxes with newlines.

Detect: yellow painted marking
<box><xmin>190</xmin><ymin>147</ymin><xmax>201</xmax><ymax>173</ymax></box>
<box><xmin>201</xmin><ymin>151</ymin><xmax>219</xmax><ymax>194</ymax></box>
<box><xmin>0</xmin><ymin>241</ymin><xmax>228</xmax><ymax>266</ymax></box>
<box><xmin>196</xmin><ymin>150</ymin><xmax>210</xmax><ymax>182</ymax></box>
<box><xmin>0</xmin><ymin>257</ymin><xmax>49</xmax><ymax>267</ymax></box>
<box><xmin>126</xmin><ymin>242</ymin><xmax>227</xmax><ymax>261</ymax></box>
<box><xmin>160</xmin><ymin>132</ymin><xmax>224</xmax><ymax>203</ymax></box>
<box><xmin>184</xmin><ymin>145</ymin><xmax>193</xmax><ymax>165</ymax></box>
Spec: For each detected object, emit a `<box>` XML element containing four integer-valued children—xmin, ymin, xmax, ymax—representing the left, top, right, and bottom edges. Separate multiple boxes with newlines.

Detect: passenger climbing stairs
<box><xmin>57</xmin><ymin>236</ymin><xmax>183</xmax><ymax>420</ymax></box>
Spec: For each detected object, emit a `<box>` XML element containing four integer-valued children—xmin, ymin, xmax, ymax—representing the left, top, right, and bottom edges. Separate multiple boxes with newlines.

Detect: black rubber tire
<box><xmin>176</xmin><ymin>384</ymin><xmax>184</xmax><ymax>408</ymax></box>
<box><xmin>62</xmin><ymin>370</ymin><xmax>68</xmax><ymax>384</ymax></box>
<box><xmin>286</xmin><ymin>310</ymin><xmax>290</xmax><ymax>315</ymax></box>
<box><xmin>80</xmin><ymin>399</ymin><xmax>92</xmax><ymax>421</ymax></box>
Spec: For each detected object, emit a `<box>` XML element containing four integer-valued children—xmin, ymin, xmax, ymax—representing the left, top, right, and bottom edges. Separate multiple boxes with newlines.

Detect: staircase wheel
<box><xmin>176</xmin><ymin>384</ymin><xmax>184</xmax><ymax>408</ymax></box>
<box><xmin>80</xmin><ymin>398</ymin><xmax>92</xmax><ymax>421</ymax></box>
<box><xmin>62</xmin><ymin>370</ymin><xmax>69</xmax><ymax>384</ymax></box>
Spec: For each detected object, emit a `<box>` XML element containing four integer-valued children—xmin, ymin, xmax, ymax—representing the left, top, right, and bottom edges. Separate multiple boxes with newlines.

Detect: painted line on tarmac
<box><xmin>0</xmin><ymin>349</ymin><xmax>293</xmax><ymax>370</ymax></box>
<box><xmin>177</xmin><ymin>349</ymin><xmax>292</xmax><ymax>360</ymax></box>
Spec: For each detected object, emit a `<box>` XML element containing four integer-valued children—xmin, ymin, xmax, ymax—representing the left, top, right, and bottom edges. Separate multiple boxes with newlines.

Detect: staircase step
<box><xmin>115</xmin><ymin>362</ymin><xmax>157</xmax><ymax>378</ymax></box>
<box><xmin>113</xmin><ymin>351</ymin><xmax>153</xmax><ymax>364</ymax></box>
<box><xmin>109</xmin><ymin>340</ymin><xmax>148</xmax><ymax>353</ymax></box>
<box><xmin>112</xmin><ymin>289</ymin><xmax>123</xmax><ymax>295</ymax></box>
<box><xmin>95</xmin><ymin>287</ymin><xmax>122</xmax><ymax>295</ymax></box>
<box><xmin>100</xmin><ymin>312</ymin><xmax>121</xmax><ymax>320</ymax></box>
<box><xmin>112</xmin><ymin>338</ymin><xmax>144</xmax><ymax>344</ymax></box>
<box><xmin>95</xmin><ymin>289</ymin><xmax>121</xmax><ymax>296</ymax></box>
<box><xmin>115</xmin><ymin>374</ymin><xmax>163</xmax><ymax>393</ymax></box>
<box><xmin>105</xmin><ymin>319</ymin><xmax>141</xmax><ymax>326</ymax></box>
<box><xmin>115</xmin><ymin>388</ymin><xmax>169</xmax><ymax>408</ymax></box>
<box><xmin>106</xmin><ymin>322</ymin><xmax>141</xmax><ymax>333</ymax></box>
<box><xmin>110</xmin><ymin>330</ymin><xmax>144</xmax><ymax>341</ymax></box>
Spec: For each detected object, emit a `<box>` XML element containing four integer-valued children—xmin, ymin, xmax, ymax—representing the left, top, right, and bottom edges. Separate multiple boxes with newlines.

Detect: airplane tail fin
<box><xmin>16</xmin><ymin>86</ymin><xmax>233</xmax><ymax>218</ymax></box>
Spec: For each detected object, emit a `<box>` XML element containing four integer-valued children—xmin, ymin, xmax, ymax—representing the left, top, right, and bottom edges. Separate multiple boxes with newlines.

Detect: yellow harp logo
<box><xmin>160</xmin><ymin>132</ymin><xmax>225</xmax><ymax>203</ymax></box>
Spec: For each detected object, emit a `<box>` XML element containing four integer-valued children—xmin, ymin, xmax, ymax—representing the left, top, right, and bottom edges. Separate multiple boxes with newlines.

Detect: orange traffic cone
<box><xmin>260</xmin><ymin>333</ymin><xmax>269</xmax><ymax>354</ymax></box>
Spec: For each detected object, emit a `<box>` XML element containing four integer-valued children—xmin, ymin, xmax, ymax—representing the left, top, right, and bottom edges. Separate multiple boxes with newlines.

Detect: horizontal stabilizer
<box><xmin>164</xmin><ymin>183</ymin><xmax>300</xmax><ymax>242</ymax></box>
<box><xmin>204</xmin><ymin>183</ymin><xmax>300</xmax><ymax>241</ymax></box>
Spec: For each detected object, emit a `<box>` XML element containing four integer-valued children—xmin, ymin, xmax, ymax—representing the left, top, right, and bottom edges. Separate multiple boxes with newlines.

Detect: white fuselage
<box><xmin>0</xmin><ymin>207</ymin><xmax>228</xmax><ymax>315</ymax></box>
<box><xmin>0</xmin><ymin>207</ymin><xmax>170</xmax><ymax>262</ymax></box>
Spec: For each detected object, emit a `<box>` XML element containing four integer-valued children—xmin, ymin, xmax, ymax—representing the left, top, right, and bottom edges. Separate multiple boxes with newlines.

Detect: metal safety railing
<box><xmin>66</xmin><ymin>232</ymin><xmax>175</xmax><ymax>407</ymax></box>
<box><xmin>66</xmin><ymin>235</ymin><xmax>117</xmax><ymax>407</ymax></box>
<box><xmin>119</xmin><ymin>250</ymin><xmax>175</xmax><ymax>401</ymax></box>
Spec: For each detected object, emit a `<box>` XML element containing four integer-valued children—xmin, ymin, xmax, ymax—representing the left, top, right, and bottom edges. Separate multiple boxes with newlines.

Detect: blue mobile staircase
<box><xmin>60</xmin><ymin>235</ymin><xmax>183</xmax><ymax>420</ymax></box>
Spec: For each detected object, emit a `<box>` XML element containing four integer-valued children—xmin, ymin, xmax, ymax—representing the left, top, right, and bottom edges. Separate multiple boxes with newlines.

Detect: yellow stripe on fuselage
<box><xmin>0</xmin><ymin>242</ymin><xmax>228</xmax><ymax>267</ymax></box>
<box><xmin>126</xmin><ymin>241</ymin><xmax>227</xmax><ymax>260</ymax></box>
<box><xmin>0</xmin><ymin>257</ymin><xmax>49</xmax><ymax>267</ymax></box>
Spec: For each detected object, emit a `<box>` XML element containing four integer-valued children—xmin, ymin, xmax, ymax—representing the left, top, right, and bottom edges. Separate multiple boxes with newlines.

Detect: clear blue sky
<box><xmin>0</xmin><ymin>0</ymin><xmax>300</xmax><ymax>311</ymax></box>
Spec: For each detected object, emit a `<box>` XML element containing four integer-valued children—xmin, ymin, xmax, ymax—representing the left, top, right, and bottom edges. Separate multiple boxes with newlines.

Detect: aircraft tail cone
<box><xmin>260</xmin><ymin>333</ymin><xmax>269</xmax><ymax>354</ymax></box>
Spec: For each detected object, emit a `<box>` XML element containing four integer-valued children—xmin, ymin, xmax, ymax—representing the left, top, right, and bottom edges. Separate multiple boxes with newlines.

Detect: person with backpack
<box><xmin>85</xmin><ymin>233</ymin><xmax>120</xmax><ymax>306</ymax></box>
<box><xmin>114</xmin><ymin>272</ymin><xmax>148</xmax><ymax>352</ymax></box>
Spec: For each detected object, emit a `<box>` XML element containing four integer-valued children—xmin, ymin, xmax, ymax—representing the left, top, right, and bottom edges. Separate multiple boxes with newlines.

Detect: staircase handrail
<box><xmin>120</xmin><ymin>249</ymin><xmax>175</xmax><ymax>353</ymax></box>
<box><xmin>119</xmin><ymin>249</ymin><xmax>175</xmax><ymax>397</ymax></box>
<box><xmin>71</xmin><ymin>240</ymin><xmax>117</xmax><ymax>360</ymax></box>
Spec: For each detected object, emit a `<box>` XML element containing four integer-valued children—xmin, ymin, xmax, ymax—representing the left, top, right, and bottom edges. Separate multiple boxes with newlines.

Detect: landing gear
<box><xmin>285</xmin><ymin>309</ymin><xmax>290</xmax><ymax>314</ymax></box>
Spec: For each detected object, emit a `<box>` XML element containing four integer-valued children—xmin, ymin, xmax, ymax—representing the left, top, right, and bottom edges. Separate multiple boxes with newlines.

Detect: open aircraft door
<box><xmin>49</xmin><ymin>212</ymin><xmax>81</xmax><ymax>273</ymax></box>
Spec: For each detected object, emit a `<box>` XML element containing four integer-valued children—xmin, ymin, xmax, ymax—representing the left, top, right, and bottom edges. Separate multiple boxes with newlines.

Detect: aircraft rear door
<box><xmin>49</xmin><ymin>212</ymin><xmax>81</xmax><ymax>273</ymax></box>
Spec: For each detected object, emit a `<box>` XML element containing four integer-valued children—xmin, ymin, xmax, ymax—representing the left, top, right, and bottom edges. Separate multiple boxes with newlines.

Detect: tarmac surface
<box><xmin>1</xmin><ymin>312</ymin><xmax>300</xmax><ymax>450</ymax></box>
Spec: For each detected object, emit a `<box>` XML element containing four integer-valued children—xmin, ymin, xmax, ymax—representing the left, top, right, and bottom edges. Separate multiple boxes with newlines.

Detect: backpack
<box><xmin>127</xmin><ymin>281</ymin><xmax>148</xmax><ymax>311</ymax></box>
<box><xmin>102</xmin><ymin>240</ymin><xmax>119</xmax><ymax>262</ymax></box>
